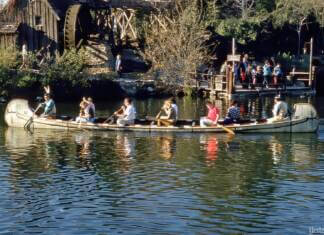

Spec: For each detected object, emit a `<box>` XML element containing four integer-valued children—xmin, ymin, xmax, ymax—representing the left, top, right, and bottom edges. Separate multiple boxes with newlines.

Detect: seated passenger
<box><xmin>40</xmin><ymin>93</ymin><xmax>56</xmax><ymax>118</ymax></box>
<box><xmin>76</xmin><ymin>97</ymin><xmax>95</xmax><ymax>123</ymax></box>
<box><xmin>115</xmin><ymin>97</ymin><xmax>136</xmax><ymax>126</ymax></box>
<box><xmin>200</xmin><ymin>101</ymin><xmax>220</xmax><ymax>127</ymax></box>
<box><xmin>84</xmin><ymin>97</ymin><xmax>95</xmax><ymax>122</ymax></box>
<box><xmin>156</xmin><ymin>100</ymin><xmax>177</xmax><ymax>127</ymax></box>
<box><xmin>223</xmin><ymin>100</ymin><xmax>241</xmax><ymax>125</ymax></box>
<box><xmin>268</xmin><ymin>95</ymin><xmax>289</xmax><ymax>123</ymax></box>
<box><xmin>75</xmin><ymin>97</ymin><xmax>95</xmax><ymax>123</ymax></box>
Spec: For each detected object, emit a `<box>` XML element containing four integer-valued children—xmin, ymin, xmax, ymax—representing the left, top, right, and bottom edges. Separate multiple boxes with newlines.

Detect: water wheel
<box><xmin>64</xmin><ymin>4</ymin><xmax>92</xmax><ymax>49</ymax></box>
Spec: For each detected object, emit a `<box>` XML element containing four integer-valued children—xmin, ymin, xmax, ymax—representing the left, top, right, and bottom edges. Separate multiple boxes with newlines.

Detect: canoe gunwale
<box><xmin>12</xmin><ymin>112</ymin><xmax>318</xmax><ymax>133</ymax></box>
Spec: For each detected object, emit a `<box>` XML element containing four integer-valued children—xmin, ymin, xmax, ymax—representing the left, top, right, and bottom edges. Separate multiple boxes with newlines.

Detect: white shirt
<box><xmin>273</xmin><ymin>101</ymin><xmax>288</xmax><ymax>117</ymax></box>
<box><xmin>171</xmin><ymin>104</ymin><xmax>178</xmax><ymax>119</ymax></box>
<box><xmin>124</xmin><ymin>105</ymin><xmax>136</xmax><ymax>120</ymax></box>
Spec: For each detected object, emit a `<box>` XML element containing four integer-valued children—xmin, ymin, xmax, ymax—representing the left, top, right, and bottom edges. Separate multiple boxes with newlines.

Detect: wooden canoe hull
<box><xmin>4</xmin><ymin>99</ymin><xmax>319</xmax><ymax>133</ymax></box>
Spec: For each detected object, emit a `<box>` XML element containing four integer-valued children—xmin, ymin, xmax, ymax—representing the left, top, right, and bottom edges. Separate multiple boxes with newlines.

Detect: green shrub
<box><xmin>0</xmin><ymin>47</ymin><xmax>20</xmax><ymax>69</ymax></box>
<box><xmin>40</xmin><ymin>48</ymin><xmax>88</xmax><ymax>87</ymax></box>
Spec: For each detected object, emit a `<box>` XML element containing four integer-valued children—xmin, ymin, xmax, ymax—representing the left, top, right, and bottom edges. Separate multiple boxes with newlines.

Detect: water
<box><xmin>0</xmin><ymin>96</ymin><xmax>324</xmax><ymax>234</ymax></box>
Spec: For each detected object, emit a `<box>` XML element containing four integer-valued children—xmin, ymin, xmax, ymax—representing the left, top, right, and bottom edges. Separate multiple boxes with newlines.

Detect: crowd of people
<box><xmin>35</xmin><ymin>86</ymin><xmax>290</xmax><ymax>128</ymax></box>
<box><xmin>221</xmin><ymin>54</ymin><xmax>285</xmax><ymax>89</ymax></box>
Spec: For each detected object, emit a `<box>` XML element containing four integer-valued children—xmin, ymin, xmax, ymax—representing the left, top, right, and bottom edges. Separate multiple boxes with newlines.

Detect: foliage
<box><xmin>0</xmin><ymin>47</ymin><xmax>20</xmax><ymax>69</ymax></box>
<box><xmin>215</xmin><ymin>18</ymin><xmax>262</xmax><ymax>44</ymax></box>
<box><xmin>40</xmin><ymin>48</ymin><xmax>88</xmax><ymax>87</ymax></box>
<box><xmin>272</xmin><ymin>0</ymin><xmax>312</xmax><ymax>28</ymax></box>
<box><xmin>204</xmin><ymin>0</ymin><xmax>272</xmax><ymax>45</ymax></box>
<box><xmin>16</xmin><ymin>73</ymin><xmax>38</xmax><ymax>88</ymax></box>
<box><xmin>0</xmin><ymin>48</ymin><xmax>89</xmax><ymax>97</ymax></box>
<box><xmin>143</xmin><ymin>0</ymin><xmax>213</xmax><ymax>86</ymax></box>
<box><xmin>275</xmin><ymin>52</ymin><xmax>310</xmax><ymax>72</ymax></box>
<box><xmin>0</xmin><ymin>66</ymin><xmax>14</xmax><ymax>94</ymax></box>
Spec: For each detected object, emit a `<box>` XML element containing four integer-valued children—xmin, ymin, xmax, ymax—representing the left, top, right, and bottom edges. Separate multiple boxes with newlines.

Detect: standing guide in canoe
<box><xmin>200</xmin><ymin>101</ymin><xmax>220</xmax><ymax>127</ymax></box>
<box><xmin>113</xmin><ymin>98</ymin><xmax>137</xmax><ymax>126</ymax></box>
<box><xmin>76</xmin><ymin>97</ymin><xmax>96</xmax><ymax>123</ymax></box>
<box><xmin>268</xmin><ymin>95</ymin><xmax>289</xmax><ymax>123</ymax></box>
<box><xmin>155</xmin><ymin>99</ymin><xmax>177</xmax><ymax>127</ymax></box>
<box><xmin>223</xmin><ymin>100</ymin><xmax>241</xmax><ymax>125</ymax></box>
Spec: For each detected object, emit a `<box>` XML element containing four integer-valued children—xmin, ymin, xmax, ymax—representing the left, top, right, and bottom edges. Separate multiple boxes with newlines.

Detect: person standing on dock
<box><xmin>200</xmin><ymin>101</ymin><xmax>220</xmax><ymax>127</ymax></box>
<box><xmin>252</xmin><ymin>66</ymin><xmax>263</xmax><ymax>88</ymax></box>
<box><xmin>234</xmin><ymin>62</ymin><xmax>240</xmax><ymax>84</ymax></box>
<box><xmin>273</xmin><ymin>63</ymin><xmax>283</xmax><ymax>88</ymax></box>
<box><xmin>263</xmin><ymin>60</ymin><xmax>272</xmax><ymax>88</ymax></box>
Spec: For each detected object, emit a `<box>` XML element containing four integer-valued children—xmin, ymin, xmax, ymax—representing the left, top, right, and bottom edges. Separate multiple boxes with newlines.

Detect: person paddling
<box><xmin>155</xmin><ymin>100</ymin><xmax>177</xmax><ymax>127</ymax></box>
<box><xmin>39</xmin><ymin>93</ymin><xmax>56</xmax><ymax>118</ymax></box>
<box><xmin>200</xmin><ymin>101</ymin><xmax>219</xmax><ymax>127</ymax></box>
<box><xmin>114</xmin><ymin>98</ymin><xmax>136</xmax><ymax>126</ymax></box>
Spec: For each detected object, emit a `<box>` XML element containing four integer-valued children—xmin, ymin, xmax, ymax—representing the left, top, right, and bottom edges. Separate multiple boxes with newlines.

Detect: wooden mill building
<box><xmin>0</xmin><ymin>0</ymin><xmax>75</xmax><ymax>56</ymax></box>
<box><xmin>0</xmin><ymin>0</ymin><xmax>172</xmax><ymax>57</ymax></box>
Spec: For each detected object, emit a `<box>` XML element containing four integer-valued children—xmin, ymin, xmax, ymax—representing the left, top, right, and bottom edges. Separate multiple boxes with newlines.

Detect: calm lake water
<box><xmin>0</xmin><ymin>96</ymin><xmax>324</xmax><ymax>234</ymax></box>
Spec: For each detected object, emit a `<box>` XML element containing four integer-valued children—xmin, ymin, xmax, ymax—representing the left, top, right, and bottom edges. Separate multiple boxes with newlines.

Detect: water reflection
<box><xmin>75</xmin><ymin>131</ymin><xmax>93</xmax><ymax>157</ymax></box>
<box><xmin>200</xmin><ymin>135</ymin><xmax>218</xmax><ymax>165</ymax></box>
<box><xmin>269</xmin><ymin>136</ymin><xmax>284</xmax><ymax>164</ymax></box>
<box><xmin>1</xmin><ymin>108</ymin><xmax>324</xmax><ymax>234</ymax></box>
<box><xmin>115</xmin><ymin>133</ymin><xmax>136</xmax><ymax>158</ymax></box>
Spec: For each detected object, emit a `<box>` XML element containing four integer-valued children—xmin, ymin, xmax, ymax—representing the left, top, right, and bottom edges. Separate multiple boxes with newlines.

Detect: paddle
<box><xmin>103</xmin><ymin>106</ymin><xmax>124</xmax><ymax>124</ymax></box>
<box><xmin>24</xmin><ymin>103</ymin><xmax>42</xmax><ymax>130</ymax></box>
<box><xmin>103</xmin><ymin>113</ymin><xmax>116</xmax><ymax>124</ymax></box>
<box><xmin>218</xmin><ymin>124</ymin><xmax>235</xmax><ymax>135</ymax></box>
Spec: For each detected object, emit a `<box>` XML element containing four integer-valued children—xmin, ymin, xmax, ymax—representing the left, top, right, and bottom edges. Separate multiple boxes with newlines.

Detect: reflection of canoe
<box><xmin>5</xmin><ymin>99</ymin><xmax>319</xmax><ymax>133</ymax></box>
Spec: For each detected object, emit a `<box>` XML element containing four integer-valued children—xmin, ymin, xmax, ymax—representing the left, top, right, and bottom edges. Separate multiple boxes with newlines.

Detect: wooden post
<box><xmin>226</xmin><ymin>65</ymin><xmax>230</xmax><ymax>94</ymax></box>
<box><xmin>309</xmin><ymin>37</ymin><xmax>313</xmax><ymax>87</ymax></box>
<box><xmin>227</xmin><ymin>66</ymin><xmax>234</xmax><ymax>95</ymax></box>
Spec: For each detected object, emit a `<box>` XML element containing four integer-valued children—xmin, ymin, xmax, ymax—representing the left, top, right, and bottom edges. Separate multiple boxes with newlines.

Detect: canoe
<box><xmin>4</xmin><ymin>99</ymin><xmax>319</xmax><ymax>133</ymax></box>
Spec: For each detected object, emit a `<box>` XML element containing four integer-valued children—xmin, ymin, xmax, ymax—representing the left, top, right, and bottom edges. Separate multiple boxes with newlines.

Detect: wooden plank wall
<box><xmin>21</xmin><ymin>0</ymin><xmax>59</xmax><ymax>55</ymax></box>
<box><xmin>0</xmin><ymin>0</ymin><xmax>60</xmax><ymax>55</ymax></box>
<box><xmin>0</xmin><ymin>33</ymin><xmax>18</xmax><ymax>49</ymax></box>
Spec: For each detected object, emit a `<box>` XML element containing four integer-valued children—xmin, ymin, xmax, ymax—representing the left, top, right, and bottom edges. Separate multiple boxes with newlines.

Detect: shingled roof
<box><xmin>0</xmin><ymin>22</ymin><xmax>20</xmax><ymax>33</ymax></box>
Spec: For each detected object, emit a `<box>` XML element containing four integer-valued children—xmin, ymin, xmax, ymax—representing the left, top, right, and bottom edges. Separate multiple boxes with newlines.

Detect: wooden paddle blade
<box><xmin>220</xmin><ymin>125</ymin><xmax>235</xmax><ymax>135</ymax></box>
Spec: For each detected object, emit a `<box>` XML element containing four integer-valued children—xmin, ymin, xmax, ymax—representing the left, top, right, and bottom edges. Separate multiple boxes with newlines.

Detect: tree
<box><xmin>142</xmin><ymin>1</ymin><xmax>213</xmax><ymax>86</ymax></box>
<box><xmin>227</xmin><ymin>0</ymin><xmax>256</xmax><ymax>19</ymax></box>
<box><xmin>310</xmin><ymin>0</ymin><xmax>324</xmax><ymax>27</ymax></box>
<box><xmin>273</xmin><ymin>0</ymin><xmax>313</xmax><ymax>57</ymax></box>
<box><xmin>205</xmin><ymin>0</ymin><xmax>272</xmax><ymax>45</ymax></box>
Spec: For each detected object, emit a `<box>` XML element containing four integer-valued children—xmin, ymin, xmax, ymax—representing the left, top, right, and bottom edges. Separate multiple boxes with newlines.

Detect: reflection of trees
<box><xmin>5</xmin><ymin>128</ymin><xmax>74</xmax><ymax>184</ymax></box>
<box><xmin>3</xmin><ymin>127</ymin><xmax>321</xmax><ymax>216</ymax></box>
